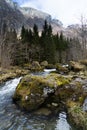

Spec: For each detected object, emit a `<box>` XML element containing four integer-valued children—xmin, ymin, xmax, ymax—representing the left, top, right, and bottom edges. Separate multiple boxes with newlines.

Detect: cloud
<box><xmin>19</xmin><ymin>0</ymin><xmax>87</xmax><ymax>26</ymax></box>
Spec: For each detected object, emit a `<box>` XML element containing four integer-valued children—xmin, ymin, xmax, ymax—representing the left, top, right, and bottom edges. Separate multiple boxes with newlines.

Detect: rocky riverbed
<box><xmin>1</xmin><ymin>60</ymin><xmax>87</xmax><ymax>129</ymax></box>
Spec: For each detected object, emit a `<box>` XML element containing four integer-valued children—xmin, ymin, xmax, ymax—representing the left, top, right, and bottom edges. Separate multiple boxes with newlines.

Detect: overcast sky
<box><xmin>13</xmin><ymin>0</ymin><xmax>87</xmax><ymax>26</ymax></box>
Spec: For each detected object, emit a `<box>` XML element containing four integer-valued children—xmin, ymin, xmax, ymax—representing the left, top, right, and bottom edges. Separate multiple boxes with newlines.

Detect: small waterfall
<box><xmin>0</xmin><ymin>77</ymin><xmax>21</xmax><ymax>106</ymax></box>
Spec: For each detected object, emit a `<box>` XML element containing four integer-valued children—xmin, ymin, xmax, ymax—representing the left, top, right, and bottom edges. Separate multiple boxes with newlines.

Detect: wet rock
<box><xmin>0</xmin><ymin>72</ymin><xmax>16</xmax><ymax>83</ymax></box>
<box><xmin>34</xmin><ymin>108</ymin><xmax>52</xmax><ymax>116</ymax></box>
<box><xmin>56</xmin><ymin>63</ymin><xmax>69</xmax><ymax>73</ymax></box>
<box><xmin>83</xmin><ymin>98</ymin><xmax>87</xmax><ymax>111</ymax></box>
<box><xmin>51</xmin><ymin>102</ymin><xmax>58</xmax><ymax>107</ymax></box>
<box><xmin>0</xmin><ymin>67</ymin><xmax>30</xmax><ymax>84</ymax></box>
<box><xmin>13</xmin><ymin>73</ymin><xmax>70</xmax><ymax>111</ymax></box>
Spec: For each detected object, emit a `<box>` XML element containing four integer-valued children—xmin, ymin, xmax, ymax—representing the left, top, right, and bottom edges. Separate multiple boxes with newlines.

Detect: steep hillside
<box><xmin>19</xmin><ymin>7</ymin><xmax>64</xmax><ymax>32</ymax></box>
<box><xmin>0</xmin><ymin>0</ymin><xmax>26</xmax><ymax>33</ymax></box>
<box><xmin>0</xmin><ymin>0</ymin><xmax>63</xmax><ymax>34</ymax></box>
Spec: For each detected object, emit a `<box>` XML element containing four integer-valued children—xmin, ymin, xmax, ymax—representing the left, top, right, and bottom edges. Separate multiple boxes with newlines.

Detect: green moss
<box><xmin>56</xmin><ymin>63</ymin><xmax>69</xmax><ymax>73</ymax></box>
<box><xmin>59</xmin><ymin>88</ymin><xmax>74</xmax><ymax>100</ymax></box>
<box><xmin>67</xmin><ymin>101</ymin><xmax>87</xmax><ymax>129</ymax></box>
<box><xmin>45</xmin><ymin>64</ymin><xmax>55</xmax><ymax>69</ymax></box>
<box><xmin>47</xmin><ymin>73</ymin><xmax>71</xmax><ymax>87</ymax></box>
<box><xmin>78</xmin><ymin>94</ymin><xmax>87</xmax><ymax>105</ymax></box>
<box><xmin>13</xmin><ymin>73</ymin><xmax>71</xmax><ymax>111</ymax></box>
<box><xmin>16</xmin><ymin>77</ymin><xmax>44</xmax><ymax>98</ymax></box>
<box><xmin>15</xmin><ymin>74</ymin><xmax>71</xmax><ymax>99</ymax></box>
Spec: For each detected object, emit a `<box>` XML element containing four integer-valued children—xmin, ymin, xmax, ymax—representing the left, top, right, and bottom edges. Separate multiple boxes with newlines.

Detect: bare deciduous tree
<box><xmin>79</xmin><ymin>15</ymin><xmax>87</xmax><ymax>58</ymax></box>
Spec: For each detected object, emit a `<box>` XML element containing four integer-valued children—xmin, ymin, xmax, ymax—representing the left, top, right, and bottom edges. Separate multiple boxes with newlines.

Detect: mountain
<box><xmin>0</xmin><ymin>0</ymin><xmax>63</xmax><ymax>35</ymax></box>
<box><xmin>0</xmin><ymin>0</ymin><xmax>86</xmax><ymax>67</ymax></box>
<box><xmin>0</xmin><ymin>0</ymin><xmax>26</xmax><ymax>33</ymax></box>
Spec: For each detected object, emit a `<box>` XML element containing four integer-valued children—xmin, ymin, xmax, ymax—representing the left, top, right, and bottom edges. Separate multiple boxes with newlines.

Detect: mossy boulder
<box><xmin>56</xmin><ymin>63</ymin><xmax>69</xmax><ymax>73</ymax></box>
<box><xmin>23</xmin><ymin>63</ymin><xmax>32</xmax><ymax>70</ymax></box>
<box><xmin>40</xmin><ymin>61</ymin><xmax>48</xmax><ymax>67</ymax></box>
<box><xmin>67</xmin><ymin>101</ymin><xmax>87</xmax><ymax>129</ymax></box>
<box><xmin>69</xmin><ymin>61</ymin><xmax>85</xmax><ymax>72</ymax></box>
<box><xmin>0</xmin><ymin>72</ymin><xmax>16</xmax><ymax>83</ymax></box>
<box><xmin>13</xmin><ymin>73</ymin><xmax>70</xmax><ymax>111</ymax></box>
<box><xmin>45</xmin><ymin>64</ymin><xmax>55</xmax><ymax>69</ymax></box>
<box><xmin>0</xmin><ymin>67</ymin><xmax>30</xmax><ymax>84</ymax></box>
<box><xmin>30</xmin><ymin>61</ymin><xmax>42</xmax><ymax>71</ymax></box>
<box><xmin>15</xmin><ymin>69</ymin><xmax>29</xmax><ymax>76</ymax></box>
<box><xmin>66</xmin><ymin>77</ymin><xmax>87</xmax><ymax>129</ymax></box>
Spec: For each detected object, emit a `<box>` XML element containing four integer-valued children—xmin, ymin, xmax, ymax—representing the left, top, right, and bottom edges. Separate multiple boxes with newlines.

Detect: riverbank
<box><xmin>0</xmin><ymin>67</ymin><xmax>29</xmax><ymax>83</ymax></box>
<box><xmin>0</xmin><ymin>61</ymin><xmax>47</xmax><ymax>83</ymax></box>
<box><xmin>1</xmin><ymin>59</ymin><xmax>87</xmax><ymax>83</ymax></box>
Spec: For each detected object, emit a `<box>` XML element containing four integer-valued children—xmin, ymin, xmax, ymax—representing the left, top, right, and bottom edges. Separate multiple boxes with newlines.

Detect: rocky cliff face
<box><xmin>0</xmin><ymin>0</ymin><xmax>63</xmax><ymax>34</ymax></box>
<box><xmin>0</xmin><ymin>0</ymin><xmax>26</xmax><ymax>33</ymax></box>
<box><xmin>1</xmin><ymin>0</ymin><xmax>85</xmax><ymax>38</ymax></box>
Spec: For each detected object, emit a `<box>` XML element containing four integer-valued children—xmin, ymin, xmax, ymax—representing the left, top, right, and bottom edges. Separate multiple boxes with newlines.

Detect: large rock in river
<box><xmin>13</xmin><ymin>74</ymin><xmax>70</xmax><ymax>111</ymax></box>
<box><xmin>69</xmin><ymin>61</ymin><xmax>85</xmax><ymax>72</ymax></box>
<box><xmin>30</xmin><ymin>61</ymin><xmax>42</xmax><ymax>71</ymax></box>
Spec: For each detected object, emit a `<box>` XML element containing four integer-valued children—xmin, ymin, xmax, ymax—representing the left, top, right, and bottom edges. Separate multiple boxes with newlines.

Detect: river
<box><xmin>0</xmin><ymin>71</ymin><xmax>76</xmax><ymax>130</ymax></box>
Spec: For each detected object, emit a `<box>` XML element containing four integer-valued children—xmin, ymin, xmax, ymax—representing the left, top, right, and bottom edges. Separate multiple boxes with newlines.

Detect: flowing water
<box><xmin>0</xmin><ymin>73</ymin><xmax>76</xmax><ymax>130</ymax></box>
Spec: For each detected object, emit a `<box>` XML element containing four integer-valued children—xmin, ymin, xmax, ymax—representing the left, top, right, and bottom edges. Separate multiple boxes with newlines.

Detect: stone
<box><xmin>56</xmin><ymin>63</ymin><xmax>69</xmax><ymax>73</ymax></box>
<box><xmin>40</xmin><ymin>61</ymin><xmax>48</xmax><ymax>67</ymax></box>
<box><xmin>13</xmin><ymin>73</ymin><xmax>70</xmax><ymax>111</ymax></box>
<box><xmin>67</xmin><ymin>101</ymin><xmax>87</xmax><ymax>130</ymax></box>
<box><xmin>52</xmin><ymin>102</ymin><xmax>58</xmax><ymax>107</ymax></box>
<box><xmin>34</xmin><ymin>108</ymin><xmax>52</xmax><ymax>116</ymax></box>
<box><xmin>30</xmin><ymin>61</ymin><xmax>42</xmax><ymax>71</ymax></box>
<box><xmin>69</xmin><ymin>61</ymin><xmax>85</xmax><ymax>72</ymax></box>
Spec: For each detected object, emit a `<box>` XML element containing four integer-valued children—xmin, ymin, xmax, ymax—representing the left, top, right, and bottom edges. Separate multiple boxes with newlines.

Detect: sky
<box><xmin>13</xmin><ymin>0</ymin><xmax>87</xmax><ymax>26</ymax></box>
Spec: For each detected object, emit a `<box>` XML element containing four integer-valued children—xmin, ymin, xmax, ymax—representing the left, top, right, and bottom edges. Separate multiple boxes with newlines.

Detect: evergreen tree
<box><xmin>28</xmin><ymin>29</ymin><xmax>33</xmax><ymax>43</ymax></box>
<box><xmin>24</xmin><ymin>29</ymin><xmax>29</xmax><ymax>42</ymax></box>
<box><xmin>17</xmin><ymin>21</ymin><xmax>69</xmax><ymax>65</ymax></box>
<box><xmin>32</xmin><ymin>24</ymin><xmax>39</xmax><ymax>45</ymax></box>
<box><xmin>41</xmin><ymin>20</ymin><xmax>56</xmax><ymax>63</ymax></box>
<box><xmin>21</xmin><ymin>25</ymin><xmax>25</xmax><ymax>40</ymax></box>
<box><xmin>43</xmin><ymin>20</ymin><xmax>48</xmax><ymax>36</ymax></box>
<box><xmin>2</xmin><ymin>22</ymin><xmax>7</xmax><ymax>36</ymax></box>
<box><xmin>55</xmin><ymin>32</ymin><xmax>68</xmax><ymax>63</ymax></box>
<box><xmin>48</xmin><ymin>24</ymin><xmax>52</xmax><ymax>36</ymax></box>
<box><xmin>33</xmin><ymin>24</ymin><xmax>38</xmax><ymax>36</ymax></box>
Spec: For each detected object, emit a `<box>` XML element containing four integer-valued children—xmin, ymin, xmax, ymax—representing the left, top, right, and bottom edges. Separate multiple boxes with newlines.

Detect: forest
<box><xmin>0</xmin><ymin>20</ymin><xmax>84</xmax><ymax>68</ymax></box>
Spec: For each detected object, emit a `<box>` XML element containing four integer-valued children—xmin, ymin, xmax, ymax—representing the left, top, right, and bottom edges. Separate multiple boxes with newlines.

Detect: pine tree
<box><xmin>41</xmin><ymin>20</ymin><xmax>56</xmax><ymax>63</ymax></box>
<box><xmin>21</xmin><ymin>25</ymin><xmax>25</xmax><ymax>40</ymax></box>
<box><xmin>28</xmin><ymin>29</ymin><xmax>33</xmax><ymax>43</ymax></box>
<box><xmin>48</xmin><ymin>24</ymin><xmax>52</xmax><ymax>36</ymax></box>
<box><xmin>24</xmin><ymin>29</ymin><xmax>29</xmax><ymax>42</ymax></box>
<box><xmin>43</xmin><ymin>20</ymin><xmax>48</xmax><ymax>36</ymax></box>
<box><xmin>55</xmin><ymin>32</ymin><xmax>68</xmax><ymax>63</ymax></box>
<box><xmin>33</xmin><ymin>24</ymin><xmax>38</xmax><ymax>36</ymax></box>
<box><xmin>32</xmin><ymin>24</ymin><xmax>39</xmax><ymax>45</ymax></box>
